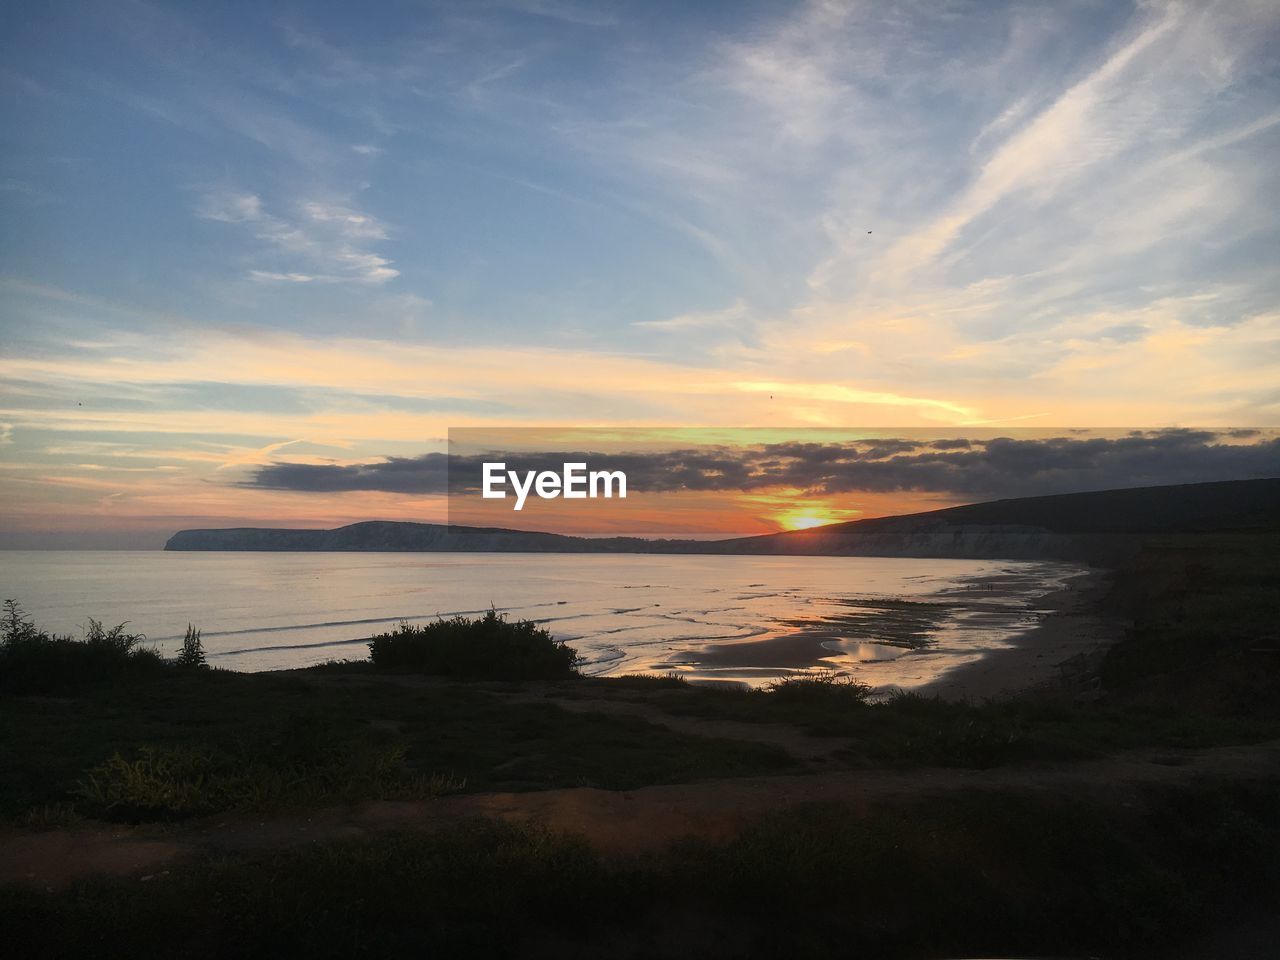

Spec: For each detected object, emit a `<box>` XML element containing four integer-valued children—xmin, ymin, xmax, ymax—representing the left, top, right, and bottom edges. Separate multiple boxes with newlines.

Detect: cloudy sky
<box><xmin>2</xmin><ymin>0</ymin><xmax>1279</xmax><ymax>545</ymax></box>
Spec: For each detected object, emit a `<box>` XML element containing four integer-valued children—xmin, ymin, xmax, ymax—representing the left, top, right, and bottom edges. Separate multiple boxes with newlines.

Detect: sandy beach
<box><xmin>650</xmin><ymin>562</ymin><xmax>1114</xmax><ymax>697</ymax></box>
<box><xmin>922</xmin><ymin>567</ymin><xmax>1122</xmax><ymax>701</ymax></box>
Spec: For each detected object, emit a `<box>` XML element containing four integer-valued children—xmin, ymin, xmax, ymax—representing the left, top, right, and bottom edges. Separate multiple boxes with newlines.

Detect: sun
<box><xmin>738</xmin><ymin>489</ymin><xmax>863</xmax><ymax>532</ymax></box>
<box><xmin>775</xmin><ymin>510</ymin><xmax>835</xmax><ymax>531</ymax></box>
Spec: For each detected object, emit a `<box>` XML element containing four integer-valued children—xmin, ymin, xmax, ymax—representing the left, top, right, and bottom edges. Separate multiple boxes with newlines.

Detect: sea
<box><xmin>0</xmin><ymin>551</ymin><xmax>1083</xmax><ymax>689</ymax></box>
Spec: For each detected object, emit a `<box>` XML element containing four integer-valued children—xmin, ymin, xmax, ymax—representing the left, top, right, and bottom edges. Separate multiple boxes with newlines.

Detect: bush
<box><xmin>766</xmin><ymin>671</ymin><xmax>872</xmax><ymax>705</ymax></box>
<box><xmin>368</xmin><ymin>608</ymin><xmax>579</xmax><ymax>680</ymax></box>
<box><xmin>175</xmin><ymin>623</ymin><xmax>207</xmax><ymax>669</ymax></box>
<box><xmin>0</xmin><ymin>600</ymin><xmax>166</xmax><ymax>694</ymax></box>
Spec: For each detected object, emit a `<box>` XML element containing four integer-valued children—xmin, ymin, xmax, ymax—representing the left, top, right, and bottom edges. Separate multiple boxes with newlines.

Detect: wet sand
<box><xmin>921</xmin><ymin>567</ymin><xmax>1120</xmax><ymax>701</ymax></box>
<box><xmin>650</xmin><ymin>563</ymin><xmax>1111</xmax><ymax>698</ymax></box>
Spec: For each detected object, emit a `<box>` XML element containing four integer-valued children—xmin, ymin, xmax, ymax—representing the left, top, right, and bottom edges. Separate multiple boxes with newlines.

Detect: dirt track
<box><xmin>4</xmin><ymin>738</ymin><xmax>1277</xmax><ymax>890</ymax></box>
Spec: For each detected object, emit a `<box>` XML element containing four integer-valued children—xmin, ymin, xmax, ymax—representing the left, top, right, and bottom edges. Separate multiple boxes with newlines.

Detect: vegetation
<box><xmin>4</xmin><ymin>536</ymin><xmax>1279</xmax><ymax>820</ymax></box>
<box><xmin>174</xmin><ymin>624</ymin><xmax>207</xmax><ymax>670</ymax></box>
<box><xmin>368</xmin><ymin>608</ymin><xmax>579</xmax><ymax>680</ymax></box>
<box><xmin>3</xmin><ymin>781</ymin><xmax>1277</xmax><ymax>959</ymax></box>
<box><xmin>76</xmin><ymin>736</ymin><xmax>462</xmax><ymax>822</ymax></box>
<box><xmin>0</xmin><ymin>667</ymin><xmax>792</xmax><ymax>823</ymax></box>
<box><xmin>1100</xmin><ymin>531</ymin><xmax>1280</xmax><ymax>716</ymax></box>
<box><xmin>0</xmin><ymin>600</ymin><xmax>166</xmax><ymax>694</ymax></box>
<box><xmin>765</xmin><ymin>671</ymin><xmax>873</xmax><ymax>704</ymax></box>
<box><xmin>565</xmin><ymin>678</ymin><xmax>1276</xmax><ymax>767</ymax></box>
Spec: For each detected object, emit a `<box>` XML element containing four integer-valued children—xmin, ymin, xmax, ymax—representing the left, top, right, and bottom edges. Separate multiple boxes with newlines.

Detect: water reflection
<box><xmin>0</xmin><ymin>551</ymin><xmax>1080</xmax><ymax>690</ymax></box>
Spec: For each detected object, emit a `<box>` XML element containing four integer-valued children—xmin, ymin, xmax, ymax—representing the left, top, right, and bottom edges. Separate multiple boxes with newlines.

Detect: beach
<box><xmin>921</xmin><ymin>567</ymin><xmax>1121</xmax><ymax>701</ymax></box>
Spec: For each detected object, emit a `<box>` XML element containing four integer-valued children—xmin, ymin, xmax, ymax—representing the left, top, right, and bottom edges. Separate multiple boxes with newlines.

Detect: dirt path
<box><xmin>312</xmin><ymin>673</ymin><xmax>852</xmax><ymax>763</ymax></box>
<box><xmin>517</xmin><ymin>692</ymin><xmax>852</xmax><ymax>764</ymax></box>
<box><xmin>4</xmin><ymin>739</ymin><xmax>1277</xmax><ymax>890</ymax></box>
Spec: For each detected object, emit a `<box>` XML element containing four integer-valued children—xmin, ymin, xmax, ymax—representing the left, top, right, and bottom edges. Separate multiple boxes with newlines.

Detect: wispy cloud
<box><xmin>634</xmin><ymin>299</ymin><xmax>749</xmax><ymax>331</ymax></box>
<box><xmin>497</xmin><ymin>0</ymin><xmax>622</xmax><ymax>29</ymax></box>
<box><xmin>198</xmin><ymin>190</ymin><xmax>399</xmax><ymax>284</ymax></box>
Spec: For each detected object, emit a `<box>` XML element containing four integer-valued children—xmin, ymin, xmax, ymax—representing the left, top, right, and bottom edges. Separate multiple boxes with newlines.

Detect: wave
<box><xmin>156</xmin><ymin>598</ymin><xmax>585</xmax><ymax>642</ymax></box>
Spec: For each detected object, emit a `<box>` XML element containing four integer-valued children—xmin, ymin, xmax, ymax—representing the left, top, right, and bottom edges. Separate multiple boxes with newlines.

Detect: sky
<box><xmin>2</xmin><ymin>0</ymin><xmax>1279</xmax><ymax>546</ymax></box>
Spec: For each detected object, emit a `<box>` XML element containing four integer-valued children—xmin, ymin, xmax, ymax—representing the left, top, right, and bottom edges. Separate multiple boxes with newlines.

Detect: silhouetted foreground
<box><xmin>2</xmin><ymin>528</ymin><xmax>1278</xmax><ymax>957</ymax></box>
<box><xmin>5</xmin><ymin>784</ymin><xmax>1278</xmax><ymax>959</ymax></box>
<box><xmin>368</xmin><ymin>609</ymin><xmax>579</xmax><ymax>679</ymax></box>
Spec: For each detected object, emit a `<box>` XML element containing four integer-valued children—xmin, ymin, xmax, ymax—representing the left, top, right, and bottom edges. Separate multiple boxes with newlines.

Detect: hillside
<box><xmin>165</xmin><ymin>477</ymin><xmax>1280</xmax><ymax>561</ymax></box>
<box><xmin>720</xmin><ymin>477</ymin><xmax>1280</xmax><ymax>560</ymax></box>
<box><xmin>164</xmin><ymin>520</ymin><xmax>661</xmax><ymax>553</ymax></box>
<box><xmin>808</xmin><ymin>476</ymin><xmax>1280</xmax><ymax>535</ymax></box>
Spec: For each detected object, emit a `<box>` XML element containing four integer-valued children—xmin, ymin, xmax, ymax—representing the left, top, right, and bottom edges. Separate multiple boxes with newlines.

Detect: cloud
<box><xmin>634</xmin><ymin>299</ymin><xmax>749</xmax><ymax>331</ymax></box>
<box><xmin>198</xmin><ymin>190</ymin><xmax>399</xmax><ymax>284</ymax></box>
<box><xmin>251</xmin><ymin>453</ymin><xmax>451</xmax><ymax>494</ymax></box>
<box><xmin>0</xmin><ymin>321</ymin><xmax>984</xmax><ymax>439</ymax></box>
<box><xmin>197</xmin><ymin>191</ymin><xmax>263</xmax><ymax>223</ymax></box>
<box><xmin>592</xmin><ymin>0</ymin><xmax>1280</xmax><ymax>422</ymax></box>
<box><xmin>498</xmin><ymin>0</ymin><xmax>621</xmax><ymax>28</ymax></box>
<box><xmin>241</xmin><ymin>431</ymin><xmax>1280</xmax><ymax>502</ymax></box>
<box><xmin>877</xmin><ymin>4</ymin><xmax>1186</xmax><ymax>281</ymax></box>
<box><xmin>780</xmin><ymin>432</ymin><xmax>1280</xmax><ymax>499</ymax></box>
<box><xmin>248</xmin><ymin>271</ymin><xmax>319</xmax><ymax>283</ymax></box>
<box><xmin>733</xmin><ymin>382</ymin><xmax>977</xmax><ymax>420</ymax></box>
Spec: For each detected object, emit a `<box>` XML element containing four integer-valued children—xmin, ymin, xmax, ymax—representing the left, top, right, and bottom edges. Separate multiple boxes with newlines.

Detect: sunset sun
<box><xmin>775</xmin><ymin>510</ymin><xmax>835</xmax><ymax>531</ymax></box>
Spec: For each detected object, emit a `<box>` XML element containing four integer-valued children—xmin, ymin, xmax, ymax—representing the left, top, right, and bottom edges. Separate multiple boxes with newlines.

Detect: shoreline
<box><xmin>920</xmin><ymin>565</ymin><xmax>1121</xmax><ymax>701</ymax></box>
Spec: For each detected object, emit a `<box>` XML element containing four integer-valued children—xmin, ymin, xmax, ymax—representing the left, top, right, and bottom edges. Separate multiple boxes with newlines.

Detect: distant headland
<box><xmin>165</xmin><ymin>477</ymin><xmax>1280</xmax><ymax>562</ymax></box>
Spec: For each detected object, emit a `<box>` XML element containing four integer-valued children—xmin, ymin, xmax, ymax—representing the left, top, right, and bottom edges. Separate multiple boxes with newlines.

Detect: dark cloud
<box><xmin>803</xmin><ymin>432</ymin><xmax>1280</xmax><ymax>499</ymax></box>
<box><xmin>243</xmin><ymin>431</ymin><xmax>1280</xmax><ymax>502</ymax></box>
<box><xmin>250</xmin><ymin>454</ymin><xmax>451</xmax><ymax>494</ymax></box>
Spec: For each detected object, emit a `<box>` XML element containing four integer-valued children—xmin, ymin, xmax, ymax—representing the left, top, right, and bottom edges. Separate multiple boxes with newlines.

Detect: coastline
<box><xmin>921</xmin><ymin>566</ymin><xmax>1122</xmax><ymax>702</ymax></box>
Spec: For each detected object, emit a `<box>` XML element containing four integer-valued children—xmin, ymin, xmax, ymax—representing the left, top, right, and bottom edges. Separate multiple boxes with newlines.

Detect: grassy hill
<box><xmin>165</xmin><ymin>477</ymin><xmax>1280</xmax><ymax>560</ymax></box>
<box><xmin>788</xmin><ymin>476</ymin><xmax>1280</xmax><ymax>536</ymax></box>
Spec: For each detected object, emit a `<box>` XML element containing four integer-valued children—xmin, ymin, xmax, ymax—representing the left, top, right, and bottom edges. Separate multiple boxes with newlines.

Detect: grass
<box><xmin>556</xmin><ymin>674</ymin><xmax>1277</xmax><ymax>769</ymax></box>
<box><xmin>3</xmin><ymin>780</ymin><xmax>1277</xmax><ymax>959</ymax></box>
<box><xmin>75</xmin><ymin>739</ymin><xmax>461</xmax><ymax>822</ymax></box>
<box><xmin>0</xmin><ymin>668</ymin><xmax>792</xmax><ymax>823</ymax></box>
<box><xmin>0</xmin><ymin>606</ymin><xmax>788</xmax><ymax>820</ymax></box>
<box><xmin>1100</xmin><ymin>531</ymin><xmax>1280</xmax><ymax>716</ymax></box>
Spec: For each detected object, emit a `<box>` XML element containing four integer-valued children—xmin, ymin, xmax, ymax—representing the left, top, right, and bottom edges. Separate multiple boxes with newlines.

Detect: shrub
<box><xmin>766</xmin><ymin>671</ymin><xmax>872</xmax><ymax>705</ymax></box>
<box><xmin>175</xmin><ymin>623</ymin><xmax>207</xmax><ymax>669</ymax></box>
<box><xmin>368</xmin><ymin>608</ymin><xmax>579</xmax><ymax>680</ymax></box>
<box><xmin>0</xmin><ymin>600</ymin><xmax>165</xmax><ymax>694</ymax></box>
<box><xmin>2</xmin><ymin>598</ymin><xmax>41</xmax><ymax>644</ymax></box>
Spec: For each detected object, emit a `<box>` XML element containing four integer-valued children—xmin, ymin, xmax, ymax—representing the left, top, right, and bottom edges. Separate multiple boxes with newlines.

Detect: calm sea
<box><xmin>0</xmin><ymin>551</ymin><xmax>1081</xmax><ymax>689</ymax></box>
